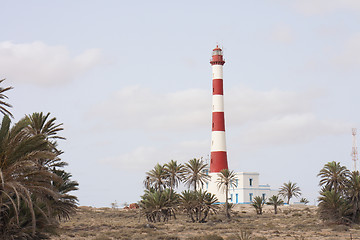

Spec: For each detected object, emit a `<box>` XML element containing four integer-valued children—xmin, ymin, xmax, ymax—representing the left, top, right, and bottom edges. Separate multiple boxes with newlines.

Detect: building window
<box><xmin>230</xmin><ymin>194</ymin><xmax>233</xmax><ymax>202</ymax></box>
<box><xmin>249</xmin><ymin>178</ymin><xmax>253</xmax><ymax>187</ymax></box>
<box><xmin>235</xmin><ymin>194</ymin><xmax>238</xmax><ymax>203</ymax></box>
<box><xmin>262</xmin><ymin>193</ymin><xmax>266</xmax><ymax>201</ymax></box>
<box><xmin>249</xmin><ymin>193</ymin><xmax>253</xmax><ymax>202</ymax></box>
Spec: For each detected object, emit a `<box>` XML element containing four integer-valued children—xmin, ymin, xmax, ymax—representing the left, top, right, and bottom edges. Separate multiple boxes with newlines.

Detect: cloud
<box><xmin>293</xmin><ymin>0</ymin><xmax>360</xmax><ymax>15</ymax></box>
<box><xmin>226</xmin><ymin>86</ymin><xmax>319</xmax><ymax>125</ymax></box>
<box><xmin>90</xmin><ymin>85</ymin><xmax>210</xmax><ymax>131</ymax></box>
<box><xmin>99</xmin><ymin>140</ymin><xmax>210</xmax><ymax>171</ymax></box>
<box><xmin>90</xmin><ymin>85</ymin><xmax>330</xmax><ymax>131</ymax></box>
<box><xmin>238</xmin><ymin>114</ymin><xmax>349</xmax><ymax>146</ymax></box>
<box><xmin>100</xmin><ymin>146</ymin><xmax>161</xmax><ymax>171</ymax></box>
<box><xmin>90</xmin><ymin>85</ymin><xmax>320</xmax><ymax>131</ymax></box>
<box><xmin>270</xmin><ymin>25</ymin><xmax>294</xmax><ymax>44</ymax></box>
<box><xmin>0</xmin><ymin>41</ymin><xmax>103</xmax><ymax>86</ymax></box>
<box><xmin>90</xmin><ymin>85</ymin><xmax>349</xmax><ymax>149</ymax></box>
<box><xmin>332</xmin><ymin>33</ymin><xmax>360</xmax><ymax>71</ymax></box>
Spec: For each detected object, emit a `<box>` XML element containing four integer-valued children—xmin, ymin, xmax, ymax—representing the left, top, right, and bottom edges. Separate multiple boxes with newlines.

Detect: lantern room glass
<box><xmin>213</xmin><ymin>50</ymin><xmax>222</xmax><ymax>55</ymax></box>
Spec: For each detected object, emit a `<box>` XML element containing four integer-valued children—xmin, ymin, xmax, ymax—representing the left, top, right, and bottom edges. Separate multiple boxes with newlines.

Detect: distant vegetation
<box><xmin>140</xmin><ymin>158</ymin><xmax>307</xmax><ymax>223</ymax></box>
<box><xmin>139</xmin><ymin>137</ymin><xmax>360</xmax><ymax>229</ymax></box>
<box><xmin>141</xmin><ymin>158</ymin><xmax>360</xmax><ymax>228</ymax></box>
<box><xmin>0</xmin><ymin>79</ymin><xmax>78</xmax><ymax>239</ymax></box>
<box><xmin>141</xmin><ymin>158</ymin><xmax>219</xmax><ymax>223</ymax></box>
<box><xmin>317</xmin><ymin>161</ymin><xmax>360</xmax><ymax>224</ymax></box>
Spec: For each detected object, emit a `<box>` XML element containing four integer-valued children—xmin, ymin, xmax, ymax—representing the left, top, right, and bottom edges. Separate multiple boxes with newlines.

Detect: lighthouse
<box><xmin>210</xmin><ymin>46</ymin><xmax>228</xmax><ymax>173</ymax></box>
<box><xmin>203</xmin><ymin>46</ymin><xmax>278</xmax><ymax>204</ymax></box>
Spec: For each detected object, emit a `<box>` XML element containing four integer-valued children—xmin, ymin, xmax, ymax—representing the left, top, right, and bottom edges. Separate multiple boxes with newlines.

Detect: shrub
<box><xmin>180</xmin><ymin>190</ymin><xmax>219</xmax><ymax>223</ymax></box>
<box><xmin>251</xmin><ymin>196</ymin><xmax>264</xmax><ymax>215</ymax></box>
<box><xmin>231</xmin><ymin>229</ymin><xmax>253</xmax><ymax>239</ymax></box>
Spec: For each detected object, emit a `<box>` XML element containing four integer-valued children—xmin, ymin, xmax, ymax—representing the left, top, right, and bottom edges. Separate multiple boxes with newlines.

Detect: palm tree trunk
<box><xmin>274</xmin><ymin>205</ymin><xmax>277</xmax><ymax>214</ymax></box>
<box><xmin>352</xmin><ymin>200</ymin><xmax>357</xmax><ymax>222</ymax></box>
<box><xmin>201</xmin><ymin>210</ymin><xmax>209</xmax><ymax>222</ymax></box>
<box><xmin>170</xmin><ymin>176</ymin><xmax>174</xmax><ymax>192</ymax></box>
<box><xmin>195</xmin><ymin>207</ymin><xmax>199</xmax><ymax>222</ymax></box>
<box><xmin>189</xmin><ymin>210</ymin><xmax>195</xmax><ymax>222</ymax></box>
<box><xmin>225</xmin><ymin>185</ymin><xmax>230</xmax><ymax>219</ymax></box>
<box><xmin>198</xmin><ymin>206</ymin><xmax>202</xmax><ymax>222</ymax></box>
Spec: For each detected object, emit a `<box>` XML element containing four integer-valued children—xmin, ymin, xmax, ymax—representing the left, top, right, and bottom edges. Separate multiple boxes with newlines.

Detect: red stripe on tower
<box><xmin>210</xmin><ymin>45</ymin><xmax>228</xmax><ymax>173</ymax></box>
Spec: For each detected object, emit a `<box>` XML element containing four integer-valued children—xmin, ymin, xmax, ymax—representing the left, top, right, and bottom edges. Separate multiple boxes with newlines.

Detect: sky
<box><xmin>1</xmin><ymin>0</ymin><xmax>360</xmax><ymax>207</ymax></box>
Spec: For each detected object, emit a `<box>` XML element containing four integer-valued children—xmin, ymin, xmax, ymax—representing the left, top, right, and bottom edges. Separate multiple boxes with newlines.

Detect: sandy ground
<box><xmin>52</xmin><ymin>204</ymin><xmax>360</xmax><ymax>240</ymax></box>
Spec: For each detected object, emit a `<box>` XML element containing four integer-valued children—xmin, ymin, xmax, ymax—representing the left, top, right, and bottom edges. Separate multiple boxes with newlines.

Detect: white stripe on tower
<box><xmin>210</xmin><ymin>45</ymin><xmax>228</xmax><ymax>173</ymax></box>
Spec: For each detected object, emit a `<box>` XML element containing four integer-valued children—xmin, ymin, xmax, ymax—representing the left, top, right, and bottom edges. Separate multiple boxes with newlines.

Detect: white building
<box><xmin>203</xmin><ymin>168</ymin><xmax>278</xmax><ymax>204</ymax></box>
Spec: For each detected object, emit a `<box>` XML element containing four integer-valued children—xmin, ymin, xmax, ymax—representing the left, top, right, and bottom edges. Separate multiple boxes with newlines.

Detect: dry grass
<box><xmin>52</xmin><ymin>205</ymin><xmax>360</xmax><ymax>240</ymax></box>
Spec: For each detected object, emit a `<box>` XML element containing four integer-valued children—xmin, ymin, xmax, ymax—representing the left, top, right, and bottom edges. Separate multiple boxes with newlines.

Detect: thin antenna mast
<box><xmin>352</xmin><ymin>128</ymin><xmax>358</xmax><ymax>171</ymax></box>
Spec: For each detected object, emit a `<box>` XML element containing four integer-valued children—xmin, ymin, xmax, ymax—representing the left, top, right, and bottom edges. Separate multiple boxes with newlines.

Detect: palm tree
<box><xmin>140</xmin><ymin>188</ymin><xmax>179</xmax><ymax>222</ymax></box>
<box><xmin>0</xmin><ymin>113</ymin><xmax>78</xmax><ymax>238</ymax></box>
<box><xmin>300</xmin><ymin>197</ymin><xmax>309</xmax><ymax>205</ymax></box>
<box><xmin>251</xmin><ymin>196</ymin><xmax>264</xmax><ymax>215</ymax></box>
<box><xmin>143</xmin><ymin>176</ymin><xmax>152</xmax><ymax>190</ymax></box>
<box><xmin>197</xmin><ymin>190</ymin><xmax>219</xmax><ymax>222</ymax></box>
<box><xmin>217</xmin><ymin>169</ymin><xmax>237</xmax><ymax>219</ymax></box>
<box><xmin>25</xmin><ymin>112</ymin><xmax>78</xmax><ymax>221</ymax></box>
<box><xmin>164</xmin><ymin>160</ymin><xmax>185</xmax><ymax>191</ymax></box>
<box><xmin>26</xmin><ymin>112</ymin><xmax>66</xmax><ymax>160</ymax></box>
<box><xmin>146</xmin><ymin>163</ymin><xmax>168</xmax><ymax>191</ymax></box>
<box><xmin>184</xmin><ymin>158</ymin><xmax>210</xmax><ymax>191</ymax></box>
<box><xmin>179</xmin><ymin>190</ymin><xmax>218</xmax><ymax>223</ymax></box>
<box><xmin>318</xmin><ymin>161</ymin><xmax>350</xmax><ymax>194</ymax></box>
<box><xmin>318</xmin><ymin>190</ymin><xmax>350</xmax><ymax>224</ymax></box>
<box><xmin>266</xmin><ymin>195</ymin><xmax>284</xmax><ymax>214</ymax></box>
<box><xmin>26</xmin><ymin>112</ymin><xmax>65</xmax><ymax>140</ymax></box>
<box><xmin>345</xmin><ymin>171</ymin><xmax>360</xmax><ymax>222</ymax></box>
<box><xmin>179</xmin><ymin>190</ymin><xmax>197</xmax><ymax>222</ymax></box>
<box><xmin>51</xmin><ymin>169</ymin><xmax>79</xmax><ymax>220</ymax></box>
<box><xmin>0</xmin><ymin>115</ymin><xmax>60</xmax><ymax>237</ymax></box>
<box><xmin>279</xmin><ymin>181</ymin><xmax>301</xmax><ymax>204</ymax></box>
<box><xmin>0</xmin><ymin>79</ymin><xmax>13</xmax><ymax>118</ymax></box>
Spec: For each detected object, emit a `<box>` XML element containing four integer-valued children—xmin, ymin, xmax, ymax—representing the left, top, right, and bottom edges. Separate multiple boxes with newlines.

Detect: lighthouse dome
<box><xmin>212</xmin><ymin>46</ymin><xmax>223</xmax><ymax>56</ymax></box>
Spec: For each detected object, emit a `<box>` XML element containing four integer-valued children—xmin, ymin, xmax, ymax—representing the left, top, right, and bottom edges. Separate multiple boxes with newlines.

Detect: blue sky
<box><xmin>1</xmin><ymin>0</ymin><xmax>360</xmax><ymax>207</ymax></box>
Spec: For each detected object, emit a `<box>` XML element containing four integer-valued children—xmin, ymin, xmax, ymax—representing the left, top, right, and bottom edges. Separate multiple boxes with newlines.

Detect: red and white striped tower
<box><xmin>210</xmin><ymin>45</ymin><xmax>228</xmax><ymax>173</ymax></box>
